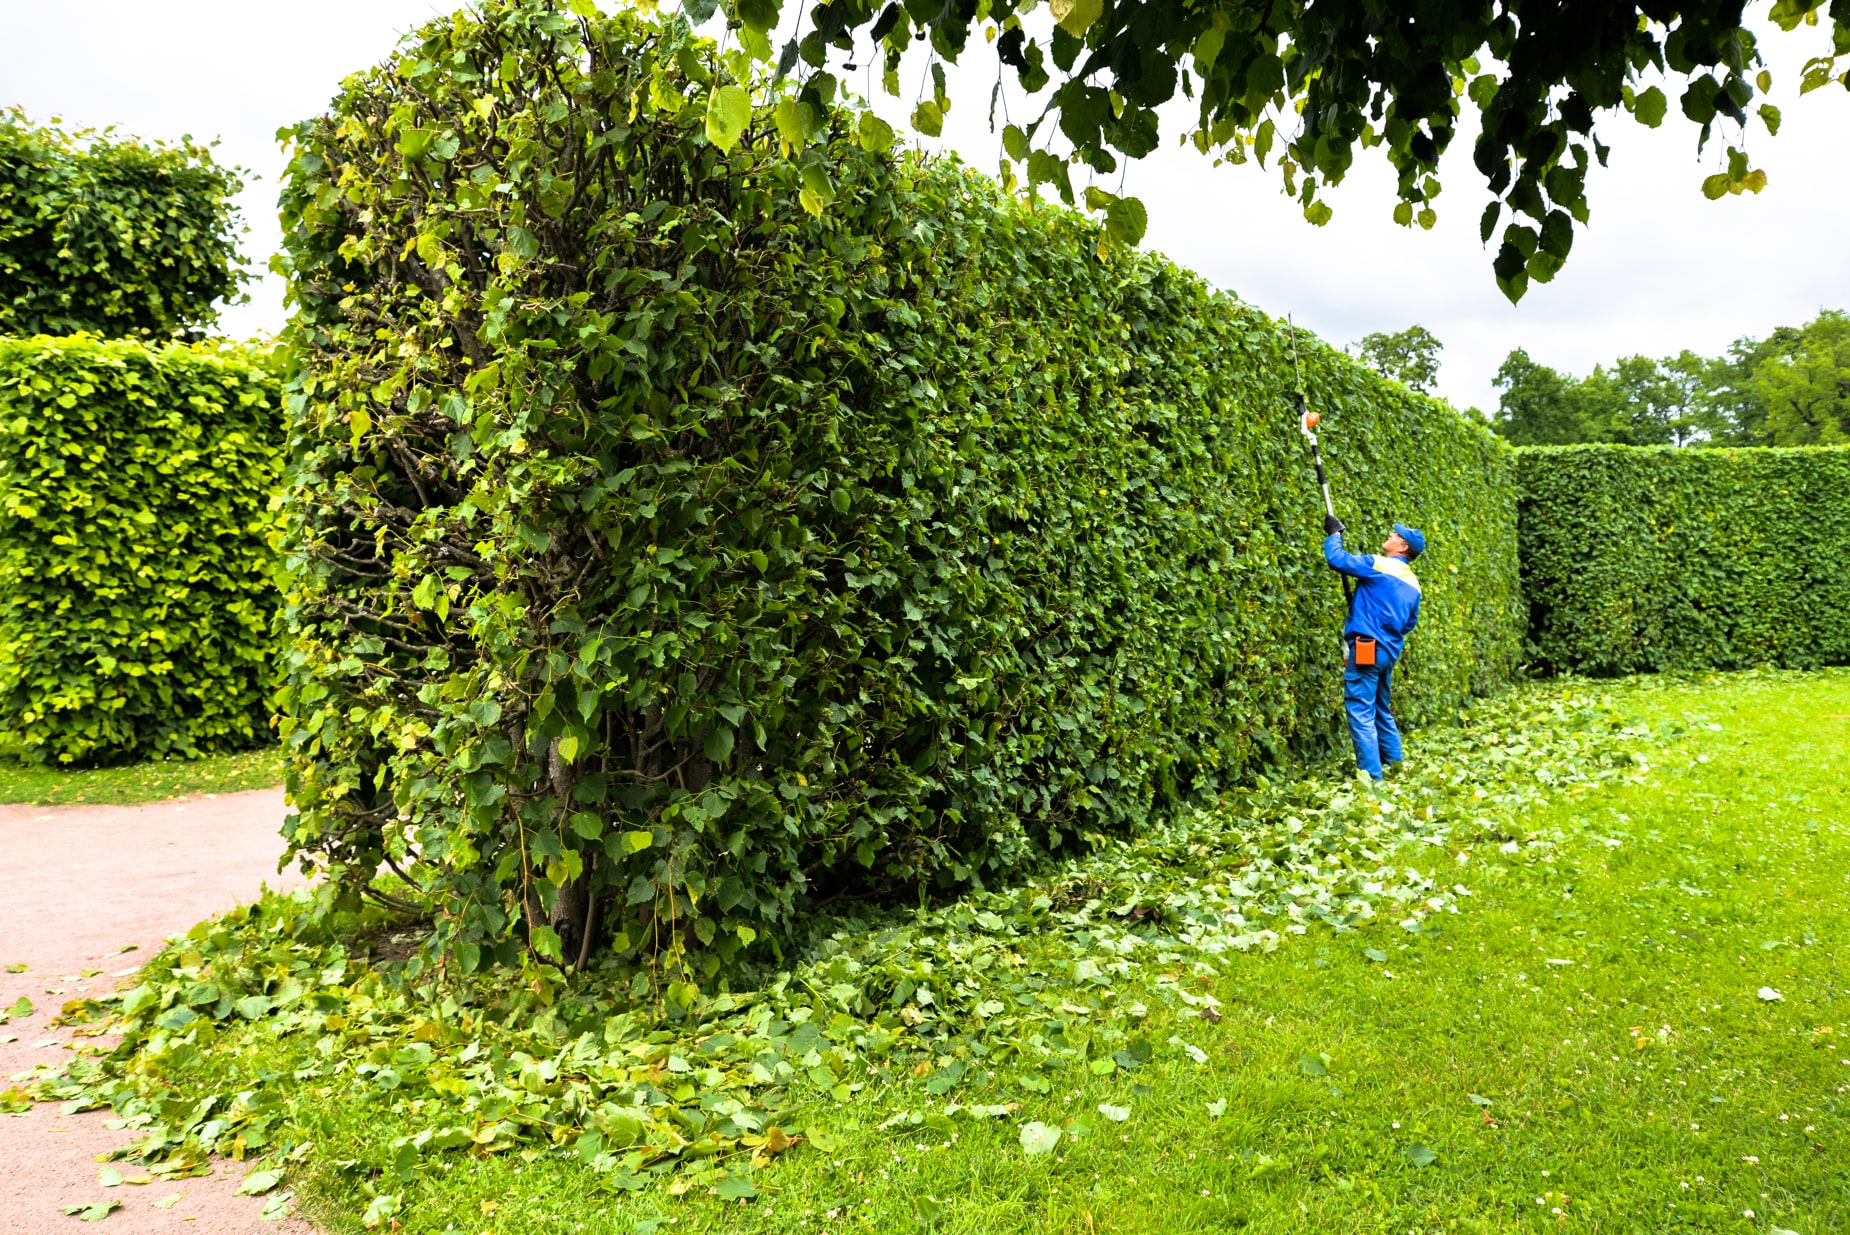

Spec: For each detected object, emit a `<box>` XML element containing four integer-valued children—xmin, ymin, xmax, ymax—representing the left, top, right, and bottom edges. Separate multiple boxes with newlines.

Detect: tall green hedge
<box><xmin>275</xmin><ymin>1</ymin><xmax>1519</xmax><ymax>974</ymax></box>
<box><xmin>0</xmin><ymin>336</ymin><xmax>281</xmax><ymax>765</ymax></box>
<box><xmin>0</xmin><ymin>110</ymin><xmax>247</xmax><ymax>339</ymax></box>
<box><xmin>1517</xmin><ymin>444</ymin><xmax>1850</xmax><ymax>674</ymax></box>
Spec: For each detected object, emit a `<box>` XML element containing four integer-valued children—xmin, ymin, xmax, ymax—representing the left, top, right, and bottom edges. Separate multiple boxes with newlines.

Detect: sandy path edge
<box><xmin>0</xmin><ymin>788</ymin><xmax>319</xmax><ymax>1234</ymax></box>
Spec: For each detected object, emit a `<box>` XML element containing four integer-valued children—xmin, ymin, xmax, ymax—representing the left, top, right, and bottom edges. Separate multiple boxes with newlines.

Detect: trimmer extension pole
<box><xmin>1289</xmin><ymin>317</ymin><xmax>1356</xmax><ymax>614</ymax></box>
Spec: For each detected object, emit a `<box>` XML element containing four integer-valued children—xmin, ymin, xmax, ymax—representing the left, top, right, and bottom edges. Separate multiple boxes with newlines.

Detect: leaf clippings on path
<box><xmin>235</xmin><ymin>1168</ymin><xmax>283</xmax><ymax>1196</ymax></box>
<box><xmin>63</xmin><ymin>1200</ymin><xmax>120</xmax><ymax>1221</ymax></box>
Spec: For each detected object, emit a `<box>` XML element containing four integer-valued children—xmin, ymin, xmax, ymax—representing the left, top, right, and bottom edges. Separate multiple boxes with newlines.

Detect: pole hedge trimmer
<box><xmin>1290</xmin><ymin>318</ymin><xmax>1357</xmax><ymax>618</ymax></box>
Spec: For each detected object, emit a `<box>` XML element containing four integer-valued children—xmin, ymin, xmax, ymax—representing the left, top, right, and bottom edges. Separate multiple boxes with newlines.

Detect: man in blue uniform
<box><xmin>1322</xmin><ymin>514</ymin><xmax>1425</xmax><ymax>780</ymax></box>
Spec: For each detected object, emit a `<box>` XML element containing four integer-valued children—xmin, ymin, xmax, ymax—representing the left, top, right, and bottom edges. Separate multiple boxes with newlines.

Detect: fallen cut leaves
<box><xmin>62</xmin><ymin>1200</ymin><xmax>119</xmax><ymax>1221</ymax></box>
<box><xmin>14</xmin><ymin>678</ymin><xmax>1677</xmax><ymax>1204</ymax></box>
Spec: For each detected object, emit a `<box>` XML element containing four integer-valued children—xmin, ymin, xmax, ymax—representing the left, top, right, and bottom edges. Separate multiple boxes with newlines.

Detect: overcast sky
<box><xmin>4</xmin><ymin>1</ymin><xmax>1845</xmax><ymax>414</ymax></box>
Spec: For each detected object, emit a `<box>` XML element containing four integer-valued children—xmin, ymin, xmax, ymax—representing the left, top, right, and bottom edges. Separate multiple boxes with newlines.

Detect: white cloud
<box><xmin>5</xmin><ymin>2</ymin><xmax>1844</xmax><ymax>415</ymax></box>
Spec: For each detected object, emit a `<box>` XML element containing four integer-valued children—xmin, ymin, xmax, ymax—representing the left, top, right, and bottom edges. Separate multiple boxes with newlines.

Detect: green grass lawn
<box><xmin>27</xmin><ymin>670</ymin><xmax>1850</xmax><ymax>1233</ymax></box>
<box><xmin>0</xmin><ymin>746</ymin><xmax>280</xmax><ymax>805</ymax></box>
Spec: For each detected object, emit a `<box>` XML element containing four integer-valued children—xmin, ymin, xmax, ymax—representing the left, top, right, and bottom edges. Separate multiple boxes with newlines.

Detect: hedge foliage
<box><xmin>1518</xmin><ymin>444</ymin><xmax>1850</xmax><ymax>674</ymax></box>
<box><xmin>0</xmin><ymin>336</ymin><xmax>281</xmax><ymax>765</ymax></box>
<box><xmin>275</xmin><ymin>1</ymin><xmax>1519</xmax><ymax>977</ymax></box>
<box><xmin>0</xmin><ymin>109</ymin><xmax>247</xmax><ymax>339</ymax></box>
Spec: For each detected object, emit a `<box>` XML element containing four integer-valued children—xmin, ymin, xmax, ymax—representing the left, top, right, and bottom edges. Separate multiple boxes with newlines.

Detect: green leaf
<box><xmin>530</xmin><ymin>925</ymin><xmax>564</xmax><ymax>963</ymax></box>
<box><xmin>557</xmin><ymin>734</ymin><xmax>581</xmax><ymax>763</ymax></box>
<box><xmin>98</xmin><ymin>1166</ymin><xmax>123</xmax><ymax>1187</ymax></box>
<box><xmin>799</xmin><ymin>161</ymin><xmax>836</xmax><ymax>212</ymax></box>
<box><xmin>715</xmin><ymin>1175</ymin><xmax>759</xmax><ymax>1200</ymax></box>
<box><xmin>857</xmin><ymin>113</ymin><xmax>896</xmax><ymax>154</ymax></box>
<box><xmin>774</xmin><ymin>99</ymin><xmax>817</xmax><ymax>148</ymax></box>
<box><xmin>1049</xmin><ymin>0</ymin><xmax>1103</xmax><ymax>36</ymax></box>
<box><xmin>1019</xmin><ymin>1121</ymin><xmax>1061</xmax><ymax>1155</ymax></box>
<box><xmin>237</xmin><ymin>1168</ymin><xmax>284</xmax><ymax>1196</ymax></box>
<box><xmin>1297</xmin><ymin>1053</ymin><xmax>1329</xmax><ymax>1077</ymax></box>
<box><xmin>1089</xmin><ymin>1056</ymin><xmax>1117</xmax><ymax>1075</ymax></box>
<box><xmin>1633</xmin><ymin>85</ymin><xmax>1668</xmax><ymax>127</ymax></box>
<box><xmin>1097</xmin><ymin>1103</ymin><xmax>1131</xmax><ymax>1121</ymax></box>
<box><xmin>736</xmin><ymin>0</ymin><xmax>781</xmax><ymax>33</ymax></box>
<box><xmin>1403</xmin><ymin>1142</ymin><xmax>1439</xmax><ymax>1167</ymax></box>
<box><xmin>911</xmin><ymin>100</ymin><xmax>944</xmax><ymax>138</ymax></box>
<box><xmin>1105</xmin><ymin>196</ymin><xmax>1148</xmax><ymax>247</ymax></box>
<box><xmin>233</xmin><ymin>994</ymin><xmax>273</xmax><ymax>1019</ymax></box>
<box><xmin>361</xmin><ymin>1191</ymin><xmax>402</xmax><ymax>1229</ymax></box>
<box><xmin>1112</xmin><ymin>1038</ymin><xmax>1153</xmax><ymax>1069</ymax></box>
<box><xmin>1758</xmin><ymin>103</ymin><xmax>1781</xmax><ymax>135</ymax></box>
<box><xmin>1364</xmin><ymin>947</ymin><xmax>1388</xmax><ymax>962</ymax></box>
<box><xmin>6</xmin><ymin>996</ymin><xmax>31</xmax><ymax>1018</ymax></box>
<box><xmin>1193</xmin><ymin>27</ymin><xmax>1225</xmax><ymax>69</ymax></box>
<box><xmin>704</xmin><ymin>724</ymin><xmax>736</xmax><ymax>763</ymax></box>
<box><xmin>624</xmin><ymin>830</ymin><xmax>654</xmax><ymax>853</ymax></box>
<box><xmin>64</xmin><ymin>1201</ymin><xmax>120</xmax><ymax>1222</ymax></box>
<box><xmin>707</xmin><ymin>85</ymin><xmax>752</xmax><ymax>153</ymax></box>
<box><xmin>504</xmin><ymin>226</ymin><xmax>540</xmax><ymax>260</ymax></box>
<box><xmin>1002</xmin><ymin>124</ymin><xmax>1029</xmax><ymax>162</ymax></box>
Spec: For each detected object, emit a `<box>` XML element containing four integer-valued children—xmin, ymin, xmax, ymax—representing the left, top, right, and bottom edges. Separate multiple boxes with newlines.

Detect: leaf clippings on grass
<box><xmin>1019</xmin><ymin>1122</ymin><xmax>1061</xmax><ymax>1155</ymax></box>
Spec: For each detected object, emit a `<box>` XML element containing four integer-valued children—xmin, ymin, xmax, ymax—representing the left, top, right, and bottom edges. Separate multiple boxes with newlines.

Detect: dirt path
<box><xmin>0</xmin><ymin>789</ymin><xmax>318</xmax><ymax>1234</ymax></box>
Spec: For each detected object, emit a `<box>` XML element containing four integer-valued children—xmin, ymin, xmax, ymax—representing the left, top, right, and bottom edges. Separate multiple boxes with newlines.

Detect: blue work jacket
<box><xmin>1323</xmin><ymin>534</ymin><xmax>1422</xmax><ymax>660</ymax></box>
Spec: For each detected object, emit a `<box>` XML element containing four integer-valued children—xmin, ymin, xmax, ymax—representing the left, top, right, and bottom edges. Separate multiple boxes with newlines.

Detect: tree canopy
<box><xmin>1487</xmin><ymin>309</ymin><xmax>1850</xmax><ymax>446</ymax></box>
<box><xmin>717</xmin><ymin>0</ymin><xmax>1850</xmax><ymax>300</ymax></box>
<box><xmin>1356</xmin><ymin>325</ymin><xmax>1443</xmax><ymax>391</ymax></box>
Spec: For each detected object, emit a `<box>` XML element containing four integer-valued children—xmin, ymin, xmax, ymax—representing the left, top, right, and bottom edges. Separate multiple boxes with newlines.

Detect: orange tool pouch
<box><xmin>1351</xmin><ymin>636</ymin><xmax>1378</xmax><ymax>667</ymax></box>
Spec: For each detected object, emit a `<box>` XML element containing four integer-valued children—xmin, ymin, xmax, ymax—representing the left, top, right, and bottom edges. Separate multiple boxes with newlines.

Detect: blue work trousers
<box><xmin>1343</xmin><ymin>647</ymin><xmax>1403</xmax><ymax>780</ymax></box>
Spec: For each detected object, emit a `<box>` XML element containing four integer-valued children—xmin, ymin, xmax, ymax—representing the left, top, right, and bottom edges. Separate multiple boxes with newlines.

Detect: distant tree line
<box><xmin>1353</xmin><ymin>312</ymin><xmax>1849</xmax><ymax>448</ymax></box>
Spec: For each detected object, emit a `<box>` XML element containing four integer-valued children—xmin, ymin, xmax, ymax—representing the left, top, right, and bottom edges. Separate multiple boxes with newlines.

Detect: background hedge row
<box><xmin>1517</xmin><ymin>444</ymin><xmax>1850</xmax><ymax>674</ymax></box>
<box><xmin>0</xmin><ymin>336</ymin><xmax>281</xmax><ymax>765</ymax></box>
<box><xmin>0</xmin><ymin>109</ymin><xmax>247</xmax><ymax>340</ymax></box>
<box><xmin>273</xmin><ymin>1</ymin><xmax>1521</xmax><ymax>973</ymax></box>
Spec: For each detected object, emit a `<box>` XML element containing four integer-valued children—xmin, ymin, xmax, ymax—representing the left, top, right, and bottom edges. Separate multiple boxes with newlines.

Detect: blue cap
<box><xmin>1393</xmin><ymin>523</ymin><xmax>1425</xmax><ymax>559</ymax></box>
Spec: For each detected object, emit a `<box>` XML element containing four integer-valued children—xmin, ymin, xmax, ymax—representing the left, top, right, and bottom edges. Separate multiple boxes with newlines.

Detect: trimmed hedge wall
<box><xmin>1517</xmin><ymin>444</ymin><xmax>1850</xmax><ymax>674</ymax></box>
<box><xmin>0</xmin><ymin>336</ymin><xmax>281</xmax><ymax>765</ymax></box>
<box><xmin>275</xmin><ymin>2</ymin><xmax>1520</xmax><ymax>970</ymax></box>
